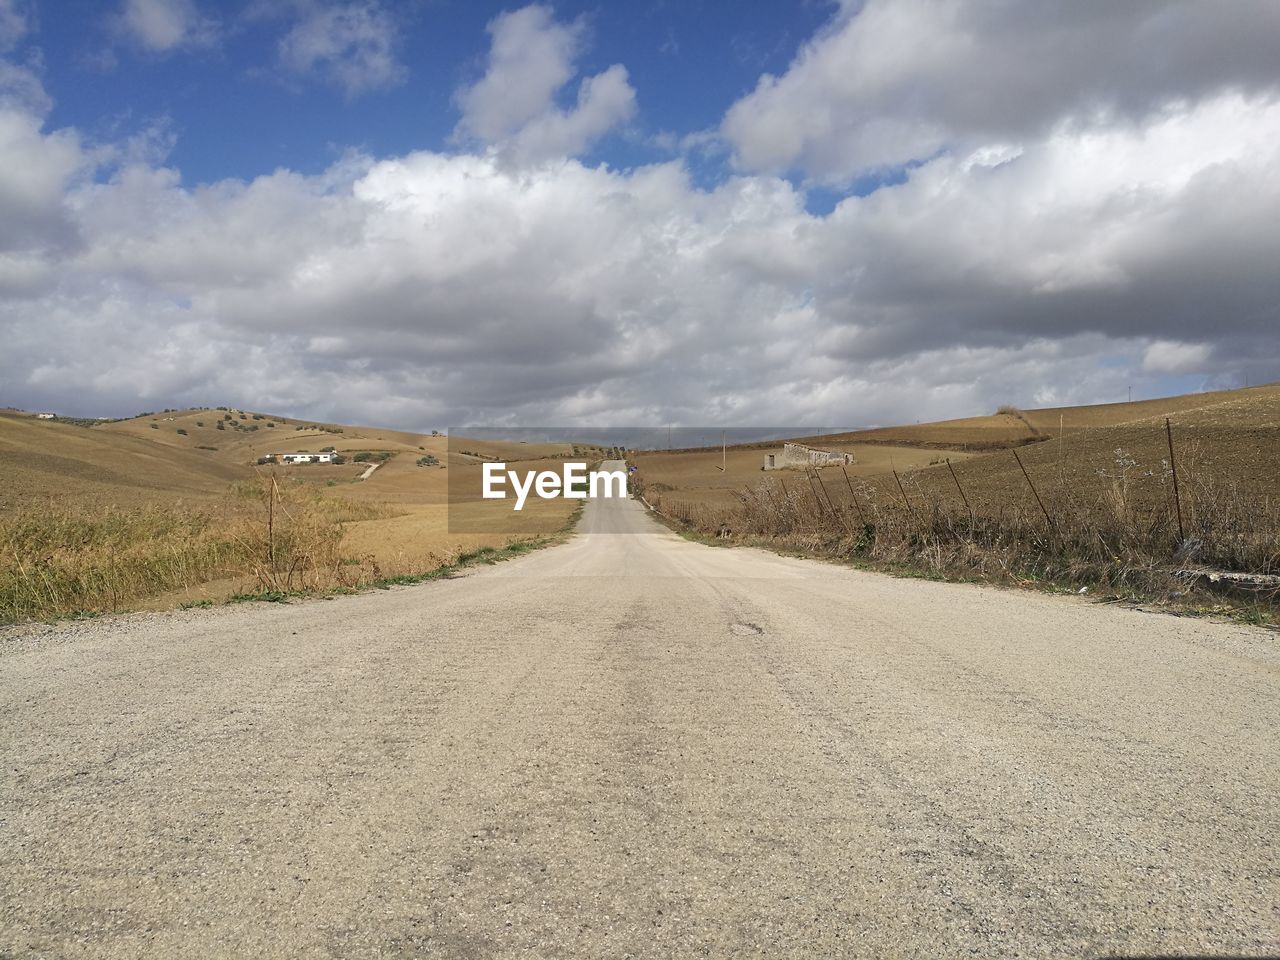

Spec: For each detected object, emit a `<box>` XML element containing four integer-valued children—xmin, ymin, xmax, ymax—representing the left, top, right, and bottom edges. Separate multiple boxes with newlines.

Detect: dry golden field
<box><xmin>635</xmin><ymin>384</ymin><xmax>1280</xmax><ymax>616</ymax></box>
<box><xmin>630</xmin><ymin>443</ymin><xmax>980</xmax><ymax>511</ymax></box>
<box><xmin>5</xmin><ymin>385</ymin><xmax>1276</xmax><ymax>620</ymax></box>
<box><xmin>0</xmin><ymin>407</ymin><xmax>578</xmax><ymax>620</ymax></box>
<box><xmin>634</xmin><ymin>384</ymin><xmax>1280</xmax><ymax>517</ymax></box>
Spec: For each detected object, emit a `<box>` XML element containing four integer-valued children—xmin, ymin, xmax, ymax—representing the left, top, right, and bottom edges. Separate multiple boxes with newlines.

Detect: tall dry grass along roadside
<box><xmin>638</xmin><ymin>427</ymin><xmax>1279</xmax><ymax>621</ymax></box>
<box><xmin>0</xmin><ymin>476</ymin><xmax>400</xmax><ymax>623</ymax></box>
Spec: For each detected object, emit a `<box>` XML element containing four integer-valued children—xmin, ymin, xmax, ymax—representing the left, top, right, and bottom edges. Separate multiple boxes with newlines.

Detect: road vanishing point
<box><xmin>3</xmin><ymin>464</ymin><xmax>1277</xmax><ymax>958</ymax></box>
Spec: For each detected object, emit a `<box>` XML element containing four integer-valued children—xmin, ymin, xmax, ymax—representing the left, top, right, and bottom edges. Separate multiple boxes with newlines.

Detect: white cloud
<box><xmin>0</xmin><ymin>0</ymin><xmax>32</xmax><ymax>53</ymax></box>
<box><xmin>721</xmin><ymin>0</ymin><xmax>1280</xmax><ymax>183</ymax></box>
<box><xmin>454</xmin><ymin>4</ymin><xmax>636</xmax><ymax>163</ymax></box>
<box><xmin>0</xmin><ymin>109</ymin><xmax>84</xmax><ymax>257</ymax></box>
<box><xmin>277</xmin><ymin>1</ymin><xmax>406</xmax><ymax>99</ymax></box>
<box><xmin>0</xmin><ymin>57</ymin><xmax>48</xmax><ymax>115</ymax></box>
<box><xmin>1</xmin><ymin>10</ymin><xmax>1279</xmax><ymax>426</ymax></box>
<box><xmin>0</xmin><ymin>0</ymin><xmax>49</xmax><ymax>116</ymax></box>
<box><xmin>117</xmin><ymin>0</ymin><xmax>218</xmax><ymax>53</ymax></box>
<box><xmin>1143</xmin><ymin>341</ymin><xmax>1213</xmax><ymax>375</ymax></box>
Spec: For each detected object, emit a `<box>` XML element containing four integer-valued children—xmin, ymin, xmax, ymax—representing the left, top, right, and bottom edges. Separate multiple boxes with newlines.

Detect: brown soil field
<box><xmin>0</xmin><ymin>410</ymin><xmax>245</xmax><ymax>510</ymax></box>
<box><xmin>631</xmin><ymin>443</ymin><xmax>980</xmax><ymax>510</ymax></box>
<box><xmin>900</xmin><ymin>384</ymin><xmax>1280</xmax><ymax>518</ymax></box>
<box><xmin>634</xmin><ymin>384</ymin><xmax>1280</xmax><ymax>519</ymax></box>
<box><xmin>806</xmin><ymin>384</ymin><xmax>1274</xmax><ymax>451</ymax></box>
<box><xmin>99</xmin><ymin>408</ymin><xmax>574</xmax><ymax>467</ymax></box>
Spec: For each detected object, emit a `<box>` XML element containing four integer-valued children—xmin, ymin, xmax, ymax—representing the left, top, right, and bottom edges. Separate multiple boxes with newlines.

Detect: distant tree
<box><xmin>176</xmin><ymin>428</ymin><xmax>188</xmax><ymax>435</ymax></box>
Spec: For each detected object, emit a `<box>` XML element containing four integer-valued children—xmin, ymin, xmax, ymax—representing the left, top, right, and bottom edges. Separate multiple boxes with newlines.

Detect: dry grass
<box><xmin>1</xmin><ymin>412</ymin><xmax>585</xmax><ymax>617</ymax></box>
<box><xmin>0</xmin><ymin>479</ymin><xmax>405</xmax><ymax>622</ymax></box>
<box><xmin>641</xmin><ymin>435</ymin><xmax>1279</xmax><ymax>620</ymax></box>
<box><xmin>631</xmin><ymin>386</ymin><xmax>1280</xmax><ymax>619</ymax></box>
<box><xmin>630</xmin><ymin>443</ymin><xmax>977</xmax><ymax>511</ymax></box>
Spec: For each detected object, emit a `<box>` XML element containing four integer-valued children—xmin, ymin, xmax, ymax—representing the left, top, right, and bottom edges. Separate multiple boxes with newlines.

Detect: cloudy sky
<box><xmin>1</xmin><ymin>0</ymin><xmax>1278</xmax><ymax>429</ymax></box>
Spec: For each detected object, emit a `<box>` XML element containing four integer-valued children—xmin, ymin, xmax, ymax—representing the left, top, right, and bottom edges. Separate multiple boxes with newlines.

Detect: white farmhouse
<box><xmin>276</xmin><ymin>452</ymin><xmax>339</xmax><ymax>464</ymax></box>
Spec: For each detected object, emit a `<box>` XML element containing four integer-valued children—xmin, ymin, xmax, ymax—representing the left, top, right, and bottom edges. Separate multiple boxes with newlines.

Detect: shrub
<box><xmin>352</xmin><ymin>452</ymin><xmax>372</xmax><ymax>463</ymax></box>
<box><xmin>195</xmin><ymin>421</ymin><xmax>204</xmax><ymax>427</ymax></box>
<box><xmin>176</xmin><ymin>428</ymin><xmax>188</xmax><ymax>436</ymax></box>
<box><xmin>995</xmin><ymin>404</ymin><xmax>1041</xmax><ymax>436</ymax></box>
<box><xmin>150</xmin><ymin>423</ymin><xmax>159</xmax><ymax>429</ymax></box>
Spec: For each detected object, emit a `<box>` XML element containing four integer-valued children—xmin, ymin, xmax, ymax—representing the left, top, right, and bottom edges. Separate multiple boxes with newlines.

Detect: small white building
<box><xmin>35</xmin><ymin>413</ymin><xmax>55</xmax><ymax>419</ymax></box>
<box><xmin>764</xmin><ymin>442</ymin><xmax>855</xmax><ymax>470</ymax></box>
<box><xmin>276</xmin><ymin>452</ymin><xmax>338</xmax><ymax>464</ymax></box>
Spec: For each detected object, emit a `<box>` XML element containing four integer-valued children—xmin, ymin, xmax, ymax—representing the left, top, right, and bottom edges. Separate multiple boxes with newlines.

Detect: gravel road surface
<box><xmin>3</xmin><ymin>468</ymin><xmax>1278</xmax><ymax>958</ymax></box>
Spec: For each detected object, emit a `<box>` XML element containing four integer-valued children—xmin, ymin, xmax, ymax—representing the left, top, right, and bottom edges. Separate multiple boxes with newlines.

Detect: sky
<box><xmin>1</xmin><ymin>0</ymin><xmax>1278</xmax><ymax>430</ymax></box>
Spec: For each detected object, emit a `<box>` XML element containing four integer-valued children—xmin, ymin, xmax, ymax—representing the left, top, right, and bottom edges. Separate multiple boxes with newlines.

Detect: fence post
<box><xmin>1165</xmin><ymin>418</ymin><xmax>1186</xmax><ymax>544</ymax></box>
<box><xmin>805</xmin><ymin>470</ymin><xmax>830</xmax><ymax>516</ymax></box>
<box><xmin>840</xmin><ymin>465</ymin><xmax>869</xmax><ymax>526</ymax></box>
<box><xmin>268</xmin><ymin>475</ymin><xmax>278</xmax><ymax>573</ymax></box>
<box><xmin>1011</xmin><ymin>447</ymin><xmax>1055</xmax><ymax>535</ymax></box>
<box><xmin>946</xmin><ymin>458</ymin><xmax>974</xmax><ymax>524</ymax></box>
<box><xmin>814</xmin><ymin>469</ymin><xmax>837</xmax><ymax>513</ymax></box>
<box><xmin>892</xmin><ymin>468</ymin><xmax>915</xmax><ymax>518</ymax></box>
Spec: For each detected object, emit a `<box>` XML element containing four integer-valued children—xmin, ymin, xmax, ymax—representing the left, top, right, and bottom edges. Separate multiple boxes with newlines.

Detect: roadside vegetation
<box><xmin>637</xmin><ymin>429</ymin><xmax>1280</xmax><ymax>623</ymax></box>
<box><xmin>0</xmin><ymin>480</ymin><xmax>398</xmax><ymax>622</ymax></box>
<box><xmin>1</xmin><ymin>467</ymin><xmax>581</xmax><ymax>623</ymax></box>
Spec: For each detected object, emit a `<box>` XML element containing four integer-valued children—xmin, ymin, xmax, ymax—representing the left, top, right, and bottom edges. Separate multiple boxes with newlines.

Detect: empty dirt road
<box><xmin>3</xmin><ymin>469</ymin><xmax>1278</xmax><ymax>958</ymax></box>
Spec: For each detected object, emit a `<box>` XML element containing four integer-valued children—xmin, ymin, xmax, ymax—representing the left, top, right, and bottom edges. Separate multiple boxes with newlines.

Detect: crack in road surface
<box><xmin>2</xmin><ymin>463</ymin><xmax>1277</xmax><ymax>958</ymax></box>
